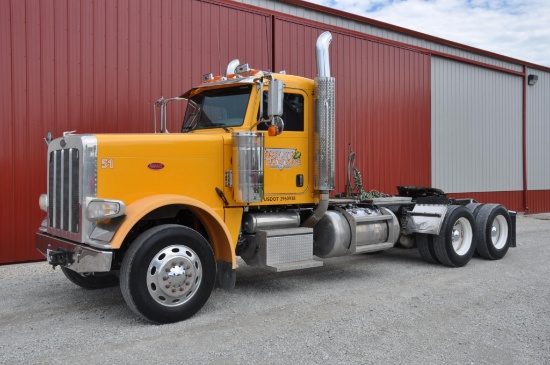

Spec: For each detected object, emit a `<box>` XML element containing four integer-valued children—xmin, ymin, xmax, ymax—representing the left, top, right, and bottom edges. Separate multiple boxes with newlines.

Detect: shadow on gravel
<box><xmin>528</xmin><ymin>213</ymin><xmax>550</xmax><ymax>220</ymax></box>
<box><xmin>37</xmin><ymin>281</ymin><xmax>149</xmax><ymax>325</ymax></box>
<box><xmin>232</xmin><ymin>248</ymin><xmax>437</xmax><ymax>293</ymax></box>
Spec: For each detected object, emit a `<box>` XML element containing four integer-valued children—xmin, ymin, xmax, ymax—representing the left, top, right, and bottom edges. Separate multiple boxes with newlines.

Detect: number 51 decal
<box><xmin>101</xmin><ymin>159</ymin><xmax>114</xmax><ymax>169</ymax></box>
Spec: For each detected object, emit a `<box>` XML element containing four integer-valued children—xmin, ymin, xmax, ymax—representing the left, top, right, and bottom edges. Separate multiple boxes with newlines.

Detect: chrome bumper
<box><xmin>36</xmin><ymin>232</ymin><xmax>113</xmax><ymax>273</ymax></box>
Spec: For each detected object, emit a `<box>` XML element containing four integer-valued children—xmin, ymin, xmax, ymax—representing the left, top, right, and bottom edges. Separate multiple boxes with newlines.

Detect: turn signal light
<box><xmin>39</xmin><ymin>194</ymin><xmax>48</xmax><ymax>212</ymax></box>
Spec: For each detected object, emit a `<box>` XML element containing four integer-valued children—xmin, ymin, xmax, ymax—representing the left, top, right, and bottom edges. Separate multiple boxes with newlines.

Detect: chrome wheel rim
<box><xmin>491</xmin><ymin>215</ymin><xmax>509</xmax><ymax>250</ymax></box>
<box><xmin>147</xmin><ymin>245</ymin><xmax>202</xmax><ymax>307</ymax></box>
<box><xmin>451</xmin><ymin>217</ymin><xmax>473</xmax><ymax>256</ymax></box>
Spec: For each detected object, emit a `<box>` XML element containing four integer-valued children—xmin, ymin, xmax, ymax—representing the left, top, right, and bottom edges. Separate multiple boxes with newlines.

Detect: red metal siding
<box><xmin>0</xmin><ymin>0</ymin><xmax>272</xmax><ymax>264</ymax></box>
<box><xmin>274</xmin><ymin>17</ymin><xmax>432</xmax><ymax>196</ymax></box>
<box><xmin>0</xmin><ymin>0</ymin><xmax>15</xmax><ymax>261</ymax></box>
<box><xmin>526</xmin><ymin>191</ymin><xmax>550</xmax><ymax>214</ymax></box>
<box><xmin>1</xmin><ymin>0</ymin><xmax>545</xmax><ymax>264</ymax></box>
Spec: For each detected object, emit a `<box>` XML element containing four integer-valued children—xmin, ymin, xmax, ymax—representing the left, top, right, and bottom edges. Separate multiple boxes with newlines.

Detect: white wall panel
<box><xmin>526</xmin><ymin>68</ymin><xmax>550</xmax><ymax>190</ymax></box>
<box><xmin>431</xmin><ymin>56</ymin><xmax>523</xmax><ymax>193</ymax></box>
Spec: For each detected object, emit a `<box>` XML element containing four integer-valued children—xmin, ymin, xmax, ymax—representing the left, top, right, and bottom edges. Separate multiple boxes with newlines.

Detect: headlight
<box><xmin>39</xmin><ymin>194</ymin><xmax>48</xmax><ymax>212</ymax></box>
<box><xmin>87</xmin><ymin>199</ymin><xmax>126</xmax><ymax>221</ymax></box>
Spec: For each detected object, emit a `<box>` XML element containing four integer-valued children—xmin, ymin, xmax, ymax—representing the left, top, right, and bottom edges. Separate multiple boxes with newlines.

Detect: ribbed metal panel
<box><xmin>431</xmin><ymin>56</ymin><xmax>523</xmax><ymax>193</ymax></box>
<box><xmin>274</xmin><ymin>20</ymin><xmax>431</xmax><ymax>195</ymax></box>
<box><xmin>526</xmin><ymin>69</ymin><xmax>550</xmax><ymax>190</ymax></box>
<box><xmin>0</xmin><ymin>0</ymin><xmax>15</xmax><ymax>262</ymax></box>
<box><xmin>0</xmin><ymin>0</ymin><xmax>272</xmax><ymax>264</ymax></box>
<box><xmin>237</xmin><ymin>0</ymin><xmax>524</xmax><ymax>72</ymax></box>
<box><xmin>526</xmin><ymin>191</ymin><xmax>550</xmax><ymax>214</ymax></box>
<box><xmin>2</xmin><ymin>0</ymin><xmax>548</xmax><ymax>265</ymax></box>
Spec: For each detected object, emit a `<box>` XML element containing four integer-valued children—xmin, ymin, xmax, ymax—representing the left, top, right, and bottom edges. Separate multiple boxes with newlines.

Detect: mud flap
<box><xmin>509</xmin><ymin>211</ymin><xmax>517</xmax><ymax>248</ymax></box>
<box><xmin>216</xmin><ymin>261</ymin><xmax>236</xmax><ymax>290</ymax></box>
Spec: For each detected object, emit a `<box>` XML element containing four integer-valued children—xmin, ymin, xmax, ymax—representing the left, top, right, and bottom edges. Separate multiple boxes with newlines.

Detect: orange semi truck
<box><xmin>36</xmin><ymin>32</ymin><xmax>516</xmax><ymax>323</ymax></box>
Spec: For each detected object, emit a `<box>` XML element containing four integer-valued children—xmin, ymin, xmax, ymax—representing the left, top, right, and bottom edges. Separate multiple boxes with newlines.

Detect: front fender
<box><xmin>110</xmin><ymin>194</ymin><xmax>237</xmax><ymax>268</ymax></box>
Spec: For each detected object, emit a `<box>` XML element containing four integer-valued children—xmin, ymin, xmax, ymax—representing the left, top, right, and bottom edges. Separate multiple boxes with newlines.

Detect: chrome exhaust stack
<box><xmin>314</xmin><ymin>31</ymin><xmax>335</xmax><ymax>192</ymax></box>
<box><xmin>316</xmin><ymin>31</ymin><xmax>332</xmax><ymax>79</ymax></box>
<box><xmin>304</xmin><ymin>31</ymin><xmax>336</xmax><ymax>227</ymax></box>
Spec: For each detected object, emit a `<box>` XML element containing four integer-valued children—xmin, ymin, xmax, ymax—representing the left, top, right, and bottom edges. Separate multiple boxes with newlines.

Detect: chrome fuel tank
<box><xmin>313</xmin><ymin>206</ymin><xmax>400</xmax><ymax>258</ymax></box>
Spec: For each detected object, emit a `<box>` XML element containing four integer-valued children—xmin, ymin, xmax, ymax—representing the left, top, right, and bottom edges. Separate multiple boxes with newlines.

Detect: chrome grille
<box><xmin>48</xmin><ymin>148</ymin><xmax>80</xmax><ymax>233</ymax></box>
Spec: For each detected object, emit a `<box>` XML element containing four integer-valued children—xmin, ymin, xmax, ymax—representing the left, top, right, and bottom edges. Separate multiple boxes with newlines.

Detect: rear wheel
<box><xmin>61</xmin><ymin>267</ymin><xmax>119</xmax><ymax>289</ymax></box>
<box><xmin>474</xmin><ymin>204</ymin><xmax>511</xmax><ymax>260</ymax></box>
<box><xmin>466</xmin><ymin>202</ymin><xmax>484</xmax><ymax>257</ymax></box>
<box><xmin>120</xmin><ymin>224</ymin><xmax>216</xmax><ymax>324</ymax></box>
<box><xmin>433</xmin><ymin>206</ymin><xmax>476</xmax><ymax>267</ymax></box>
<box><xmin>416</xmin><ymin>233</ymin><xmax>439</xmax><ymax>264</ymax></box>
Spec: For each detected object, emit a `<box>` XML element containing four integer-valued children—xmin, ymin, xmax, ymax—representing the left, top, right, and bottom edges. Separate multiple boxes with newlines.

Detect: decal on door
<box><xmin>264</xmin><ymin>148</ymin><xmax>302</xmax><ymax>170</ymax></box>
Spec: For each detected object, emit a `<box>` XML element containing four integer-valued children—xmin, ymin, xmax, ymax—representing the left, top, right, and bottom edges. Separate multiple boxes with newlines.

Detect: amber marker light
<box><xmin>268</xmin><ymin>125</ymin><xmax>278</xmax><ymax>136</ymax></box>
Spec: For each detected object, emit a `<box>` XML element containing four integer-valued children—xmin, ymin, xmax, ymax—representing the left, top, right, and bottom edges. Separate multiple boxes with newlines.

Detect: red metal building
<box><xmin>1</xmin><ymin>0</ymin><xmax>548</xmax><ymax>264</ymax></box>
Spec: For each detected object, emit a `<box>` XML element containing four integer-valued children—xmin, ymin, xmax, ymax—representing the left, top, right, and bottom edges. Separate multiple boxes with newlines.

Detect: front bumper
<box><xmin>36</xmin><ymin>232</ymin><xmax>113</xmax><ymax>273</ymax></box>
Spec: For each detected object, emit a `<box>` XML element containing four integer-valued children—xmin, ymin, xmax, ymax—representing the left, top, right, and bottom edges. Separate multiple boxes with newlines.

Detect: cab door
<box><xmin>261</xmin><ymin>89</ymin><xmax>310</xmax><ymax>203</ymax></box>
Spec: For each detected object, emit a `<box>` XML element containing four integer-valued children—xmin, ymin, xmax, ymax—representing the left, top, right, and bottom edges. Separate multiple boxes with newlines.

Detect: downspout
<box><xmin>304</xmin><ymin>31</ymin><xmax>336</xmax><ymax>227</ymax></box>
<box><xmin>522</xmin><ymin>65</ymin><xmax>530</xmax><ymax>214</ymax></box>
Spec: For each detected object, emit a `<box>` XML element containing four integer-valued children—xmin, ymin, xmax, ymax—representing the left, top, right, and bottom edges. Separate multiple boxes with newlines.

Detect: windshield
<box><xmin>181</xmin><ymin>85</ymin><xmax>252</xmax><ymax>132</ymax></box>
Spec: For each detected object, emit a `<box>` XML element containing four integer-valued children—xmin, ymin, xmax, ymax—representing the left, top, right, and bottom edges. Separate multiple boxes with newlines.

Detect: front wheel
<box><xmin>433</xmin><ymin>206</ymin><xmax>476</xmax><ymax>267</ymax></box>
<box><xmin>120</xmin><ymin>224</ymin><xmax>216</xmax><ymax>324</ymax></box>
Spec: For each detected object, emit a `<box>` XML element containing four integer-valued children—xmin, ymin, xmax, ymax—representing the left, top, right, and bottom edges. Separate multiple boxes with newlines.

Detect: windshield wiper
<box><xmin>182</xmin><ymin>107</ymin><xmax>202</xmax><ymax>133</ymax></box>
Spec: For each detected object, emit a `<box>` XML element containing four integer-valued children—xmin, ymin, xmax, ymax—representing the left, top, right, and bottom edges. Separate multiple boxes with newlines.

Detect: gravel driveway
<box><xmin>1</xmin><ymin>214</ymin><xmax>549</xmax><ymax>364</ymax></box>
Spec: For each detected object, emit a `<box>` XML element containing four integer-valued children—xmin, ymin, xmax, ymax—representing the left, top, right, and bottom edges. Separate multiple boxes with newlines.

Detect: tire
<box><xmin>465</xmin><ymin>203</ymin><xmax>484</xmax><ymax>256</ymax></box>
<box><xmin>61</xmin><ymin>267</ymin><xmax>119</xmax><ymax>289</ymax></box>
<box><xmin>120</xmin><ymin>224</ymin><xmax>216</xmax><ymax>324</ymax></box>
<box><xmin>416</xmin><ymin>233</ymin><xmax>439</xmax><ymax>264</ymax></box>
<box><xmin>474</xmin><ymin>204</ymin><xmax>511</xmax><ymax>260</ymax></box>
<box><xmin>433</xmin><ymin>206</ymin><xmax>476</xmax><ymax>267</ymax></box>
<box><xmin>465</xmin><ymin>203</ymin><xmax>483</xmax><ymax>218</ymax></box>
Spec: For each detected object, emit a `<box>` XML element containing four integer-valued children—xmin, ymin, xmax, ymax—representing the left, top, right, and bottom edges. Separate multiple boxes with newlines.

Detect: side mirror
<box><xmin>268</xmin><ymin>117</ymin><xmax>284</xmax><ymax>136</ymax></box>
<box><xmin>267</xmin><ymin>79</ymin><xmax>284</xmax><ymax>136</ymax></box>
<box><xmin>267</xmin><ymin>79</ymin><xmax>284</xmax><ymax>118</ymax></box>
<box><xmin>44</xmin><ymin>131</ymin><xmax>53</xmax><ymax>146</ymax></box>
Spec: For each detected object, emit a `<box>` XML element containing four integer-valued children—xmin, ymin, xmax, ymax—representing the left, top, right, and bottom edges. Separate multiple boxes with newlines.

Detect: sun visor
<box><xmin>180</xmin><ymin>78</ymin><xmax>257</xmax><ymax>99</ymax></box>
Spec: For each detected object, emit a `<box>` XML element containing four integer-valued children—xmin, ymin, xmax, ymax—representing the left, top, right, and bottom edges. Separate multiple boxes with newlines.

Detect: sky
<box><xmin>302</xmin><ymin>0</ymin><xmax>550</xmax><ymax>67</ymax></box>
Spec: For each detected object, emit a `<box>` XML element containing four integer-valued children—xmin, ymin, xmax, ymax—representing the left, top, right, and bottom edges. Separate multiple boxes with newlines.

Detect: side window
<box><xmin>258</xmin><ymin>92</ymin><xmax>304</xmax><ymax>132</ymax></box>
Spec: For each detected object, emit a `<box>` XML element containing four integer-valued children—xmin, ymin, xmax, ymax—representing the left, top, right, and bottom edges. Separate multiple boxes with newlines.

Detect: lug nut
<box><xmin>187</xmin><ymin>273</ymin><xmax>193</xmax><ymax>278</ymax></box>
<box><xmin>180</xmin><ymin>261</ymin><xmax>184</xmax><ymax>265</ymax></box>
<box><xmin>185</xmin><ymin>265</ymin><xmax>191</xmax><ymax>270</ymax></box>
<box><xmin>165</xmin><ymin>284</ymin><xmax>170</xmax><ymax>289</ymax></box>
<box><xmin>172</xmin><ymin>288</ymin><xmax>176</xmax><ymax>293</ymax></box>
<box><xmin>185</xmin><ymin>282</ymin><xmax>191</xmax><ymax>286</ymax></box>
<box><xmin>179</xmin><ymin>287</ymin><xmax>184</xmax><ymax>292</ymax></box>
<box><xmin>165</xmin><ymin>268</ymin><xmax>170</xmax><ymax>272</ymax></box>
<box><xmin>172</xmin><ymin>262</ymin><xmax>176</xmax><ymax>267</ymax></box>
<box><xmin>163</xmin><ymin>276</ymin><xmax>168</xmax><ymax>281</ymax></box>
